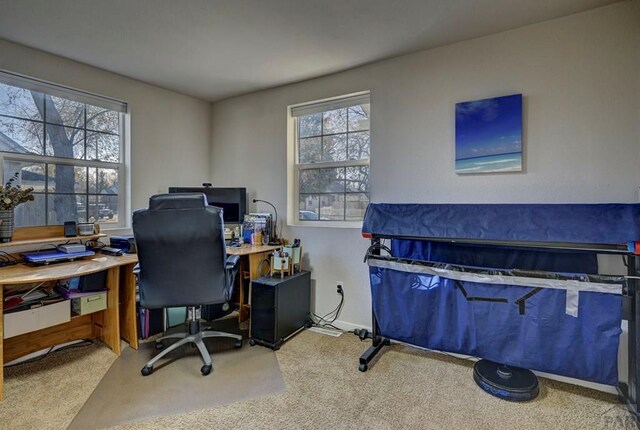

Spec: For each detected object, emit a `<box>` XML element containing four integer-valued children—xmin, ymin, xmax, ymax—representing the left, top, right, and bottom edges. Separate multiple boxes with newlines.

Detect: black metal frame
<box><xmin>359</xmin><ymin>234</ymin><xmax>640</xmax><ymax>426</ymax></box>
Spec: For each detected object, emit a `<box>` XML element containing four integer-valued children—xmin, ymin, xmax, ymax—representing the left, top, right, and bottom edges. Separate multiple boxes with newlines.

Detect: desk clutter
<box><xmin>227</xmin><ymin>213</ymin><xmax>278</xmax><ymax>247</ymax></box>
<box><xmin>3</xmin><ymin>271</ymin><xmax>109</xmax><ymax>340</ymax></box>
<box><xmin>3</xmin><ymin>285</ymin><xmax>68</xmax><ymax>339</ymax></box>
<box><xmin>270</xmin><ymin>239</ymin><xmax>302</xmax><ymax>278</ymax></box>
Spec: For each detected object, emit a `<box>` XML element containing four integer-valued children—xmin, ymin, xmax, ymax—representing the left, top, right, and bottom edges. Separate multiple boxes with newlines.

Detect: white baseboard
<box><xmin>332</xmin><ymin>319</ymin><xmax>371</xmax><ymax>333</ymax></box>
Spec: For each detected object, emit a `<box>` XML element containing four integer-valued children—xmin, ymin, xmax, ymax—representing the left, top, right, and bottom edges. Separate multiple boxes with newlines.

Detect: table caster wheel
<box><xmin>201</xmin><ymin>364</ymin><xmax>213</xmax><ymax>375</ymax></box>
<box><xmin>359</xmin><ymin>363</ymin><xmax>368</xmax><ymax>372</ymax></box>
<box><xmin>155</xmin><ymin>341</ymin><xmax>164</xmax><ymax>350</ymax></box>
<box><xmin>249</xmin><ymin>338</ymin><xmax>256</xmax><ymax>346</ymax></box>
<box><xmin>141</xmin><ymin>365</ymin><xmax>153</xmax><ymax>376</ymax></box>
<box><xmin>235</xmin><ymin>339</ymin><xmax>243</xmax><ymax>348</ymax></box>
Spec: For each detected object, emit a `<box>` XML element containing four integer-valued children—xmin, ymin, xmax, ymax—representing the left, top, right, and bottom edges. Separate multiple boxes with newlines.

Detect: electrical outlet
<box><xmin>336</xmin><ymin>281</ymin><xmax>344</xmax><ymax>295</ymax></box>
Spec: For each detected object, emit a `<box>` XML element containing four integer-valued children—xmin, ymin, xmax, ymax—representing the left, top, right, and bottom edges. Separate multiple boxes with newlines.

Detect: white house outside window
<box><xmin>289</xmin><ymin>92</ymin><xmax>370</xmax><ymax>225</ymax></box>
<box><xmin>0</xmin><ymin>70</ymin><xmax>127</xmax><ymax>228</ymax></box>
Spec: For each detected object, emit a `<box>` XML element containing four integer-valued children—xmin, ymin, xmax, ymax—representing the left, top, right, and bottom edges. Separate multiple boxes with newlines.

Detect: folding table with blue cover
<box><xmin>360</xmin><ymin>203</ymin><xmax>640</xmax><ymax>421</ymax></box>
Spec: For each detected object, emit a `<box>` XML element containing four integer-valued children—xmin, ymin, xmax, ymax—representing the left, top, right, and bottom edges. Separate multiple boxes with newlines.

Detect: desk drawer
<box><xmin>3</xmin><ymin>300</ymin><xmax>71</xmax><ymax>339</ymax></box>
<box><xmin>72</xmin><ymin>292</ymin><xmax>107</xmax><ymax>315</ymax></box>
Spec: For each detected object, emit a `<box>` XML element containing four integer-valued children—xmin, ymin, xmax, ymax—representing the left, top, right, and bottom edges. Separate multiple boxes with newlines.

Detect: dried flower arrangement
<box><xmin>0</xmin><ymin>172</ymin><xmax>35</xmax><ymax>210</ymax></box>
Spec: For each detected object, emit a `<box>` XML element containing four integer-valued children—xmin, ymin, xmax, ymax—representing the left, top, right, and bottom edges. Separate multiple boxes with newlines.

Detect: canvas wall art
<box><xmin>455</xmin><ymin>93</ymin><xmax>523</xmax><ymax>174</ymax></box>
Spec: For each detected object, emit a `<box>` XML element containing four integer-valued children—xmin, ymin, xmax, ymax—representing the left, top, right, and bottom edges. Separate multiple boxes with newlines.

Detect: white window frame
<box><xmin>287</xmin><ymin>91</ymin><xmax>370</xmax><ymax>228</ymax></box>
<box><xmin>0</xmin><ymin>69</ymin><xmax>129</xmax><ymax>230</ymax></box>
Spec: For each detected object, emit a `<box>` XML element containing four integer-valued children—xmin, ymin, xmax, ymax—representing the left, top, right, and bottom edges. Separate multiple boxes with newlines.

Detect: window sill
<box><xmin>288</xmin><ymin>220</ymin><xmax>363</xmax><ymax>229</ymax></box>
<box><xmin>100</xmin><ymin>226</ymin><xmax>132</xmax><ymax>235</ymax></box>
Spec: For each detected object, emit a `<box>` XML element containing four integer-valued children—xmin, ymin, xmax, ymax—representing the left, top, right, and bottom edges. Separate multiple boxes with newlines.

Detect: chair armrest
<box><xmin>224</xmin><ymin>255</ymin><xmax>241</xmax><ymax>302</ymax></box>
<box><xmin>225</xmin><ymin>255</ymin><xmax>240</xmax><ymax>270</ymax></box>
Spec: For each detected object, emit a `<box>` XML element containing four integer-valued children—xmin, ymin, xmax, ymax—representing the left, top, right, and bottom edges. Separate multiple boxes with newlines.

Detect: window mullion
<box><xmin>320</xmin><ymin>112</ymin><xmax>324</xmax><ymax>162</ymax></box>
<box><xmin>44</xmin><ymin>162</ymin><xmax>49</xmax><ymax>224</ymax></box>
<box><xmin>297</xmin><ymin>159</ymin><xmax>369</xmax><ymax>170</ymax></box>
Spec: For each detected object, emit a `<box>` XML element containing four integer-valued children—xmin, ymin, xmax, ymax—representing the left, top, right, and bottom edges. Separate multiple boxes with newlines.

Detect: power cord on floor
<box><xmin>309</xmin><ymin>285</ymin><xmax>345</xmax><ymax>331</ymax></box>
<box><xmin>352</xmin><ymin>328</ymin><xmax>372</xmax><ymax>341</ymax></box>
<box><xmin>4</xmin><ymin>339</ymin><xmax>94</xmax><ymax>368</ymax></box>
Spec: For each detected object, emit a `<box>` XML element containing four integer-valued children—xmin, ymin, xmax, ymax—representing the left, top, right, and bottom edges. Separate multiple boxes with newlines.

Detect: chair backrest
<box><xmin>132</xmin><ymin>193</ymin><xmax>228</xmax><ymax>309</ymax></box>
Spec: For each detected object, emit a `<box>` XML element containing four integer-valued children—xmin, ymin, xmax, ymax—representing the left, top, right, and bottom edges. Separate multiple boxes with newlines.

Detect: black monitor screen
<box><xmin>168</xmin><ymin>187</ymin><xmax>246</xmax><ymax>224</ymax></box>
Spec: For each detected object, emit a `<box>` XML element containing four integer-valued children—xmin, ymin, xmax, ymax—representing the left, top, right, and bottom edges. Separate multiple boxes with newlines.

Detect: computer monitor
<box><xmin>168</xmin><ymin>186</ymin><xmax>246</xmax><ymax>224</ymax></box>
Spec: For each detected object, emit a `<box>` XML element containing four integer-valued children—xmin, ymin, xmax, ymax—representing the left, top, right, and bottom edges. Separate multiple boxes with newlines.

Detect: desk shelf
<box><xmin>0</xmin><ymin>225</ymin><xmax>106</xmax><ymax>249</ymax></box>
<box><xmin>0</xmin><ymin>233</ymin><xmax>106</xmax><ymax>249</ymax></box>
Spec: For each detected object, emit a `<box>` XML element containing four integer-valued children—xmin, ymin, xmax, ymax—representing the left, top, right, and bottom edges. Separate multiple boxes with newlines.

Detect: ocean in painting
<box><xmin>455</xmin><ymin>152</ymin><xmax>522</xmax><ymax>174</ymax></box>
<box><xmin>455</xmin><ymin>94</ymin><xmax>523</xmax><ymax>174</ymax></box>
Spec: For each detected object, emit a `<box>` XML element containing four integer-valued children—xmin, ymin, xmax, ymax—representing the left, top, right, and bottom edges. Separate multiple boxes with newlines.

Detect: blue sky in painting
<box><xmin>455</xmin><ymin>94</ymin><xmax>522</xmax><ymax>160</ymax></box>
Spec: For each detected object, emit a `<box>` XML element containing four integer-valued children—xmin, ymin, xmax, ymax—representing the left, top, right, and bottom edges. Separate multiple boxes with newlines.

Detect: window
<box><xmin>0</xmin><ymin>70</ymin><xmax>127</xmax><ymax>228</ymax></box>
<box><xmin>289</xmin><ymin>92</ymin><xmax>370</xmax><ymax>224</ymax></box>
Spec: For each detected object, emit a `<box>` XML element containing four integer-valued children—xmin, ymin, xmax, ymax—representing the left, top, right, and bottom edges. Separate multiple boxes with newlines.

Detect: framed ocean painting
<box><xmin>455</xmin><ymin>93</ymin><xmax>523</xmax><ymax>174</ymax></box>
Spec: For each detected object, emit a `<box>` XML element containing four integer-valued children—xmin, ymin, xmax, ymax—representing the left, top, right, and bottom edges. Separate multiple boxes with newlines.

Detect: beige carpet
<box><xmin>0</xmin><ymin>330</ymin><xmax>636</xmax><ymax>430</ymax></box>
<box><xmin>0</xmin><ymin>342</ymin><xmax>117</xmax><ymax>430</ymax></box>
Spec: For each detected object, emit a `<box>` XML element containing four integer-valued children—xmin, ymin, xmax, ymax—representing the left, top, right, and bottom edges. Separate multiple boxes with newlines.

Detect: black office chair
<box><xmin>132</xmin><ymin>193</ymin><xmax>242</xmax><ymax>376</ymax></box>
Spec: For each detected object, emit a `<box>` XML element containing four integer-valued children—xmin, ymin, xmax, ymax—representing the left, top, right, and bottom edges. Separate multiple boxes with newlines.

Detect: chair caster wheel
<box><xmin>359</xmin><ymin>363</ymin><xmax>368</xmax><ymax>372</ymax></box>
<box><xmin>201</xmin><ymin>364</ymin><xmax>213</xmax><ymax>375</ymax></box>
<box><xmin>235</xmin><ymin>339</ymin><xmax>243</xmax><ymax>348</ymax></box>
<box><xmin>249</xmin><ymin>339</ymin><xmax>256</xmax><ymax>346</ymax></box>
<box><xmin>141</xmin><ymin>366</ymin><xmax>154</xmax><ymax>376</ymax></box>
<box><xmin>155</xmin><ymin>341</ymin><xmax>164</xmax><ymax>350</ymax></box>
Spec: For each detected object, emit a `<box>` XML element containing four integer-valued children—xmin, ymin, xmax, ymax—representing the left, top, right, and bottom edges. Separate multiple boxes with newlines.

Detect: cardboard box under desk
<box><xmin>3</xmin><ymin>300</ymin><xmax>71</xmax><ymax>339</ymax></box>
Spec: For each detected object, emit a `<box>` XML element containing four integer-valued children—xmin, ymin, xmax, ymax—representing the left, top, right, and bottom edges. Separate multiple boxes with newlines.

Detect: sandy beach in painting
<box><xmin>455</xmin><ymin>151</ymin><xmax>522</xmax><ymax>174</ymax></box>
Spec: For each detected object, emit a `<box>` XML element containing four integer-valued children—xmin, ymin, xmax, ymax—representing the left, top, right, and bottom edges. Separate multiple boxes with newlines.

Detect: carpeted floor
<box><xmin>1</xmin><ymin>330</ymin><xmax>635</xmax><ymax>429</ymax></box>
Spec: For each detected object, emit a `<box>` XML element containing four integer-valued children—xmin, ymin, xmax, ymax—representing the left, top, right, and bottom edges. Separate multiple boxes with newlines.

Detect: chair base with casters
<box><xmin>141</xmin><ymin>305</ymin><xmax>243</xmax><ymax>376</ymax></box>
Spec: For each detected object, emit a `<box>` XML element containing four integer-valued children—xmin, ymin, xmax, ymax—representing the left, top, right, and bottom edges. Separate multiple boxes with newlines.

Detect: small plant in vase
<box><xmin>0</xmin><ymin>172</ymin><xmax>35</xmax><ymax>242</ymax></box>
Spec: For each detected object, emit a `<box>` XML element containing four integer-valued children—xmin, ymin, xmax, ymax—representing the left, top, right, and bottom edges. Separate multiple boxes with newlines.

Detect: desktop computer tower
<box><xmin>250</xmin><ymin>271</ymin><xmax>311</xmax><ymax>350</ymax></box>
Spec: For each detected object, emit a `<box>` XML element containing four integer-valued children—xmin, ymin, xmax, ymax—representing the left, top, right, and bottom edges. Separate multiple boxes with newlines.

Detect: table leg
<box><xmin>95</xmin><ymin>267</ymin><xmax>121</xmax><ymax>355</ymax></box>
<box><xmin>238</xmin><ymin>256</ymin><xmax>249</xmax><ymax>322</ymax></box>
<box><xmin>1</xmin><ymin>285</ymin><xmax>4</xmax><ymax>400</ymax></box>
<box><xmin>246</xmin><ymin>252</ymin><xmax>271</xmax><ymax>334</ymax></box>
<box><xmin>119</xmin><ymin>263</ymin><xmax>138</xmax><ymax>350</ymax></box>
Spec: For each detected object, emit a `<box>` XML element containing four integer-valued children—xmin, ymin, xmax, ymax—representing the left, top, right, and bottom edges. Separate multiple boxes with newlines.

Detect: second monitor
<box><xmin>168</xmin><ymin>186</ymin><xmax>246</xmax><ymax>224</ymax></box>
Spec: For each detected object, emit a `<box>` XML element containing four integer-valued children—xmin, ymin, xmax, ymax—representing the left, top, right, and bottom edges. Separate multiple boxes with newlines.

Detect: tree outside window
<box><xmin>0</xmin><ymin>76</ymin><xmax>125</xmax><ymax>227</ymax></box>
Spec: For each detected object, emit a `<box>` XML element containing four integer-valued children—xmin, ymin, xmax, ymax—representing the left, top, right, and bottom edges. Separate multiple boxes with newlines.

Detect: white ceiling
<box><xmin>0</xmin><ymin>0</ymin><xmax>622</xmax><ymax>101</ymax></box>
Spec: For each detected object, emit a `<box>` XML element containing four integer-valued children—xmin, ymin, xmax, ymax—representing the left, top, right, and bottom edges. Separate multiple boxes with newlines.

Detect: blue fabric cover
<box><xmin>363</xmin><ymin>203</ymin><xmax>640</xmax><ymax>245</ymax></box>
<box><xmin>370</xmin><ymin>265</ymin><xmax>622</xmax><ymax>385</ymax></box>
<box><xmin>364</xmin><ymin>203</ymin><xmax>627</xmax><ymax>385</ymax></box>
<box><xmin>392</xmin><ymin>240</ymin><xmax>598</xmax><ymax>274</ymax></box>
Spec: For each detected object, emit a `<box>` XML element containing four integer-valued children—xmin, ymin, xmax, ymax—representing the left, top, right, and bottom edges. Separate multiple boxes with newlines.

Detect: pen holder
<box><xmin>283</xmin><ymin>245</ymin><xmax>302</xmax><ymax>273</ymax></box>
<box><xmin>251</xmin><ymin>232</ymin><xmax>263</xmax><ymax>246</ymax></box>
<box><xmin>270</xmin><ymin>255</ymin><xmax>290</xmax><ymax>278</ymax></box>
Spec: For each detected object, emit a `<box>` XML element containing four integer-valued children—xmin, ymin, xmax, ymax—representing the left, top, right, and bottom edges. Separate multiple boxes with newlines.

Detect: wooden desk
<box><xmin>227</xmin><ymin>244</ymin><xmax>281</xmax><ymax>321</ymax></box>
<box><xmin>0</xmin><ymin>254</ymin><xmax>139</xmax><ymax>400</ymax></box>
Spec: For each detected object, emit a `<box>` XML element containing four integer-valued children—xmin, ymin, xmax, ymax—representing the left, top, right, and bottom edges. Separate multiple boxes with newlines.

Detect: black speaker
<box><xmin>64</xmin><ymin>221</ymin><xmax>77</xmax><ymax>237</ymax></box>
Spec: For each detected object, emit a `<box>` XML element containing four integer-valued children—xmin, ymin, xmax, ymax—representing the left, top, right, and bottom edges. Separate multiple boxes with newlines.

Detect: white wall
<box><xmin>0</xmin><ymin>38</ymin><xmax>212</xmax><ymax>223</ymax></box>
<box><xmin>211</xmin><ymin>2</ymin><xmax>640</xmax><ymax>330</ymax></box>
